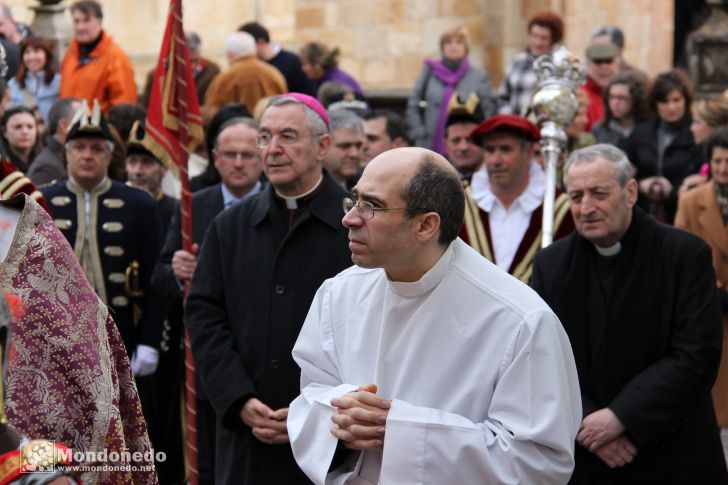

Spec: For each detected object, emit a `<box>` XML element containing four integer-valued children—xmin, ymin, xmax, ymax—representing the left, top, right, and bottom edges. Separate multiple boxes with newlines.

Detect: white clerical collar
<box><xmin>594</xmin><ymin>241</ymin><xmax>622</xmax><ymax>256</ymax></box>
<box><xmin>470</xmin><ymin>161</ymin><xmax>545</xmax><ymax>212</ymax></box>
<box><xmin>275</xmin><ymin>175</ymin><xmax>323</xmax><ymax>209</ymax></box>
<box><xmin>388</xmin><ymin>240</ymin><xmax>455</xmax><ymax>297</ymax></box>
<box><xmin>221</xmin><ymin>180</ymin><xmax>262</xmax><ymax>209</ymax></box>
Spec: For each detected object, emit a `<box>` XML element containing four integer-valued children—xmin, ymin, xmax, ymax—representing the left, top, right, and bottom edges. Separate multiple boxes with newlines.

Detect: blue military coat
<box><xmin>42</xmin><ymin>178</ymin><xmax>165</xmax><ymax>355</ymax></box>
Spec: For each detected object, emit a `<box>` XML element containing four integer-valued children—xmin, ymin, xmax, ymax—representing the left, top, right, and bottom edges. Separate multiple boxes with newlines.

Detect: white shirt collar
<box><xmin>470</xmin><ymin>161</ymin><xmax>545</xmax><ymax>213</ymax></box>
<box><xmin>221</xmin><ymin>180</ymin><xmax>262</xmax><ymax>208</ymax></box>
<box><xmin>388</xmin><ymin>241</ymin><xmax>455</xmax><ymax>297</ymax></box>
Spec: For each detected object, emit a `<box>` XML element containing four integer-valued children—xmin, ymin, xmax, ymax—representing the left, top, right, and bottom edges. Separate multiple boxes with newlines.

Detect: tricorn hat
<box><xmin>445</xmin><ymin>92</ymin><xmax>485</xmax><ymax>128</ymax></box>
<box><xmin>126</xmin><ymin>120</ymin><xmax>159</xmax><ymax>161</ymax></box>
<box><xmin>66</xmin><ymin>100</ymin><xmax>114</xmax><ymax>144</ymax></box>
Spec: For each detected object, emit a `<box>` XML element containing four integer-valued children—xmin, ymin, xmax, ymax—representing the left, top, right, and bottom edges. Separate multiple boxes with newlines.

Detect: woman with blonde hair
<box><xmin>678</xmin><ymin>94</ymin><xmax>728</xmax><ymax>194</ymax></box>
<box><xmin>405</xmin><ymin>25</ymin><xmax>496</xmax><ymax>154</ymax></box>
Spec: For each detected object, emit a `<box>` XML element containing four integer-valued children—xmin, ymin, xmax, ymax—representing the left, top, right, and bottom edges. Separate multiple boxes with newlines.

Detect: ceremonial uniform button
<box><xmin>270</xmin><ymin>359</ymin><xmax>280</xmax><ymax>370</ymax></box>
<box><xmin>274</xmin><ymin>284</ymin><xmax>285</xmax><ymax>295</ymax></box>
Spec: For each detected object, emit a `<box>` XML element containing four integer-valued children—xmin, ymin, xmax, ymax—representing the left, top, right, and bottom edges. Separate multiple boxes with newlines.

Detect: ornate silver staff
<box><xmin>531</xmin><ymin>46</ymin><xmax>584</xmax><ymax>247</ymax></box>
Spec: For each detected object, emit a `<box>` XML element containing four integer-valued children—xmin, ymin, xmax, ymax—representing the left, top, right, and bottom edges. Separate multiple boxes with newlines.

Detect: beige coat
<box><xmin>676</xmin><ymin>181</ymin><xmax>728</xmax><ymax>425</ymax></box>
<box><xmin>203</xmin><ymin>55</ymin><xmax>287</xmax><ymax>113</ymax></box>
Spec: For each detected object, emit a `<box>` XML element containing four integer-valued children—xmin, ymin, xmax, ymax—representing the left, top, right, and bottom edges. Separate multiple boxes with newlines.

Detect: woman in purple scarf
<box><xmin>406</xmin><ymin>26</ymin><xmax>496</xmax><ymax>155</ymax></box>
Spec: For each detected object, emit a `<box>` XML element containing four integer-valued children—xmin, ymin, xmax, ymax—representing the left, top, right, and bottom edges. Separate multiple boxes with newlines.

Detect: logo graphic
<box><xmin>20</xmin><ymin>440</ymin><xmax>58</xmax><ymax>473</ymax></box>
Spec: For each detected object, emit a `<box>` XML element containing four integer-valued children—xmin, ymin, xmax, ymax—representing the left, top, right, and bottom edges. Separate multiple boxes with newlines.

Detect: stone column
<box><xmin>687</xmin><ymin>0</ymin><xmax>728</xmax><ymax>97</ymax></box>
<box><xmin>29</xmin><ymin>0</ymin><xmax>72</xmax><ymax>63</ymax></box>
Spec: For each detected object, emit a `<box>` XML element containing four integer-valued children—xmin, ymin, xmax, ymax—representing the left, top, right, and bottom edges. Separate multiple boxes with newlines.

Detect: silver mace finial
<box><xmin>530</xmin><ymin>46</ymin><xmax>585</xmax><ymax>247</ymax></box>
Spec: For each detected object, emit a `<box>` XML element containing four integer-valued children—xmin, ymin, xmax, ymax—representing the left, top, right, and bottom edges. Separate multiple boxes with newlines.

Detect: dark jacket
<box><xmin>267</xmin><ymin>48</ymin><xmax>316</xmax><ymax>96</ymax></box>
<box><xmin>621</xmin><ymin>116</ymin><xmax>698</xmax><ymax>222</ymax></box>
<box><xmin>27</xmin><ymin>136</ymin><xmax>65</xmax><ymax>187</ymax></box>
<box><xmin>152</xmin><ymin>183</ymin><xmax>224</xmax><ymax>299</ymax></box>
<box><xmin>42</xmin><ymin>178</ymin><xmax>165</xmax><ymax>354</ymax></box>
<box><xmin>185</xmin><ymin>172</ymin><xmax>352</xmax><ymax>485</ymax></box>
<box><xmin>531</xmin><ymin>207</ymin><xmax>727</xmax><ymax>484</ymax></box>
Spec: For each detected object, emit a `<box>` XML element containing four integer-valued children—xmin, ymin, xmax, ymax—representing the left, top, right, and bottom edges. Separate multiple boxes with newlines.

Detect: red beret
<box><xmin>469</xmin><ymin>114</ymin><xmax>541</xmax><ymax>144</ymax></box>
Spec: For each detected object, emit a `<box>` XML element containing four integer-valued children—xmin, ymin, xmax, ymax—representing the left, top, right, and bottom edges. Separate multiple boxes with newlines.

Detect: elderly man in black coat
<box><xmin>531</xmin><ymin>144</ymin><xmax>728</xmax><ymax>484</ymax></box>
<box><xmin>185</xmin><ymin>93</ymin><xmax>352</xmax><ymax>485</ymax></box>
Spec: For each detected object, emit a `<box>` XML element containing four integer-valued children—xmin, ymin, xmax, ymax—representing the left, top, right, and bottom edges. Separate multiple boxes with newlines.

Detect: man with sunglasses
<box><xmin>185</xmin><ymin>93</ymin><xmax>351</xmax><ymax>484</ymax></box>
<box><xmin>289</xmin><ymin>147</ymin><xmax>581</xmax><ymax>484</ymax></box>
<box><xmin>582</xmin><ymin>42</ymin><xmax>620</xmax><ymax>132</ymax></box>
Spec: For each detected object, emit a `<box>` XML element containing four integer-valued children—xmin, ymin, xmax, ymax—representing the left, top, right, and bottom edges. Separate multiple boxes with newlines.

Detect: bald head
<box><xmin>364</xmin><ymin>147</ymin><xmax>464</xmax><ymax>245</ymax></box>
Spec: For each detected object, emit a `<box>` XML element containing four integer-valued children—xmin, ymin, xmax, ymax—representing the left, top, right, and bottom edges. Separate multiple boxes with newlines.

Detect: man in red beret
<box><xmin>460</xmin><ymin>114</ymin><xmax>573</xmax><ymax>283</ymax></box>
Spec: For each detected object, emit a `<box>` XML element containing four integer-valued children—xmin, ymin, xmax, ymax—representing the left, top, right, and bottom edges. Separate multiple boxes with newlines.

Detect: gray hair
<box><xmin>48</xmin><ymin>97</ymin><xmax>81</xmax><ymax>135</ymax></box>
<box><xmin>563</xmin><ymin>143</ymin><xmax>633</xmax><ymax>188</ymax></box>
<box><xmin>215</xmin><ymin>116</ymin><xmax>258</xmax><ymax>148</ymax></box>
<box><xmin>224</xmin><ymin>31</ymin><xmax>255</xmax><ymax>59</ymax></box>
<box><xmin>267</xmin><ymin>96</ymin><xmax>328</xmax><ymax>135</ymax></box>
<box><xmin>591</xmin><ymin>25</ymin><xmax>625</xmax><ymax>49</ymax></box>
<box><xmin>186</xmin><ymin>32</ymin><xmax>201</xmax><ymax>52</ymax></box>
<box><xmin>328</xmin><ymin>109</ymin><xmax>363</xmax><ymax>135</ymax></box>
<box><xmin>0</xmin><ymin>5</ymin><xmax>13</xmax><ymax>22</ymax></box>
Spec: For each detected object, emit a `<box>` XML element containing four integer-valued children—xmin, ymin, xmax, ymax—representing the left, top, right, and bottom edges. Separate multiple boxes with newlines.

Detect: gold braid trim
<box><xmin>0</xmin><ymin>172</ymin><xmax>23</xmax><ymax>194</ymax></box>
<box><xmin>512</xmin><ymin>193</ymin><xmax>571</xmax><ymax>283</ymax></box>
<box><xmin>463</xmin><ymin>184</ymin><xmax>493</xmax><ymax>262</ymax></box>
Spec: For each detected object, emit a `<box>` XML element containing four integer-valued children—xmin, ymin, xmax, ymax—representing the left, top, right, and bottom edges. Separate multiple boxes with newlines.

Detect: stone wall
<box><xmin>10</xmin><ymin>0</ymin><xmax>674</xmax><ymax>93</ymax></box>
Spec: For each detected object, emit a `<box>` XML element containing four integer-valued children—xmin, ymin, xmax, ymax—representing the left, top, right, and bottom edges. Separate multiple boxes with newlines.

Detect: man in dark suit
<box><xmin>152</xmin><ymin>116</ymin><xmax>264</xmax><ymax>485</ymax></box>
<box><xmin>531</xmin><ymin>143</ymin><xmax>728</xmax><ymax>484</ymax></box>
<box><xmin>185</xmin><ymin>93</ymin><xmax>351</xmax><ymax>484</ymax></box>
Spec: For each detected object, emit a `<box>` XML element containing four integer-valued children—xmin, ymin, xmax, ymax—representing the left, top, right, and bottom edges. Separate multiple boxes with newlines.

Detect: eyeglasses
<box><xmin>255</xmin><ymin>130</ymin><xmax>323</xmax><ymax>149</ymax></box>
<box><xmin>342</xmin><ymin>197</ymin><xmax>432</xmax><ymax>220</ymax></box>
<box><xmin>214</xmin><ymin>149</ymin><xmax>259</xmax><ymax>162</ymax></box>
<box><xmin>608</xmin><ymin>95</ymin><xmax>631</xmax><ymax>102</ymax></box>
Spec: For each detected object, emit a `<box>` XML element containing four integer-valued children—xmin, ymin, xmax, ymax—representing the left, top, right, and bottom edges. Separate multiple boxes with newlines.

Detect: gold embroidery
<box><xmin>108</xmin><ymin>273</ymin><xmax>125</xmax><ymax>283</ymax></box>
<box><xmin>111</xmin><ymin>296</ymin><xmax>129</xmax><ymax>307</ymax></box>
<box><xmin>104</xmin><ymin>246</ymin><xmax>124</xmax><ymax>257</ymax></box>
<box><xmin>102</xmin><ymin>222</ymin><xmax>123</xmax><ymax>233</ymax></box>
<box><xmin>0</xmin><ymin>171</ymin><xmax>22</xmax><ymax>193</ymax></box>
<box><xmin>512</xmin><ymin>193</ymin><xmax>571</xmax><ymax>283</ymax></box>
<box><xmin>53</xmin><ymin>219</ymin><xmax>72</xmax><ymax>230</ymax></box>
<box><xmin>103</xmin><ymin>198</ymin><xmax>125</xmax><ymax>209</ymax></box>
<box><xmin>463</xmin><ymin>185</ymin><xmax>493</xmax><ymax>262</ymax></box>
<box><xmin>50</xmin><ymin>196</ymin><xmax>71</xmax><ymax>206</ymax></box>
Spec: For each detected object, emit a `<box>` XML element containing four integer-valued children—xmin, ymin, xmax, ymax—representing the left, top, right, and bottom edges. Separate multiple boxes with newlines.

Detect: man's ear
<box><xmin>626</xmin><ymin>178</ymin><xmax>638</xmax><ymax>207</ymax></box>
<box><xmin>392</xmin><ymin>137</ymin><xmax>408</xmax><ymax>149</ymax></box>
<box><xmin>58</xmin><ymin>118</ymin><xmax>70</xmax><ymax>136</ymax></box>
<box><xmin>315</xmin><ymin>134</ymin><xmax>332</xmax><ymax>161</ymax></box>
<box><xmin>414</xmin><ymin>212</ymin><xmax>441</xmax><ymax>244</ymax></box>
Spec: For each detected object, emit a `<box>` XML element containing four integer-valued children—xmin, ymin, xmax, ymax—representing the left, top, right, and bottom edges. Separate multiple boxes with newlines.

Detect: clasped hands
<box><xmin>330</xmin><ymin>383</ymin><xmax>391</xmax><ymax>450</ymax></box>
<box><xmin>577</xmin><ymin>407</ymin><xmax>637</xmax><ymax>469</ymax></box>
<box><xmin>240</xmin><ymin>398</ymin><xmax>289</xmax><ymax>445</ymax></box>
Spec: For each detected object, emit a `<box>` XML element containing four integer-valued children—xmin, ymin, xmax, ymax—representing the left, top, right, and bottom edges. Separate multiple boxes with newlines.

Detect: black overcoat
<box><xmin>620</xmin><ymin>116</ymin><xmax>698</xmax><ymax>221</ymax></box>
<box><xmin>531</xmin><ymin>207</ymin><xmax>728</xmax><ymax>484</ymax></box>
<box><xmin>185</xmin><ymin>173</ymin><xmax>352</xmax><ymax>485</ymax></box>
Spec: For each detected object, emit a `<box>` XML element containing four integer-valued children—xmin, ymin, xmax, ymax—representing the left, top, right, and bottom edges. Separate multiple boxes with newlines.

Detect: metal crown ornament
<box><xmin>531</xmin><ymin>46</ymin><xmax>585</xmax><ymax>129</ymax></box>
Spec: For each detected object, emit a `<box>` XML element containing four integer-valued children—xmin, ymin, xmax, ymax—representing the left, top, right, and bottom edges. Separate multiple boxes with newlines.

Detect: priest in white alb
<box><xmin>287</xmin><ymin>147</ymin><xmax>582</xmax><ymax>485</ymax></box>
